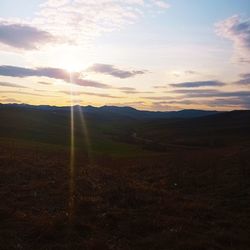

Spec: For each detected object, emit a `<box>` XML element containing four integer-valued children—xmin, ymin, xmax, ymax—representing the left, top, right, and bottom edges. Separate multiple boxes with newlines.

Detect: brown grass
<box><xmin>0</xmin><ymin>139</ymin><xmax>249</xmax><ymax>250</ymax></box>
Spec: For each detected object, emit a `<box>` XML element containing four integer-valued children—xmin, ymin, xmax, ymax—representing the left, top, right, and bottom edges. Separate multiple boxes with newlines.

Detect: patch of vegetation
<box><xmin>0</xmin><ymin>106</ymin><xmax>249</xmax><ymax>249</ymax></box>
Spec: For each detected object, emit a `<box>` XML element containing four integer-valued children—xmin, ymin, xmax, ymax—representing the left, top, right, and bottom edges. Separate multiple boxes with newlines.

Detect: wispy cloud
<box><xmin>216</xmin><ymin>15</ymin><xmax>250</xmax><ymax>63</ymax></box>
<box><xmin>121</xmin><ymin>89</ymin><xmax>154</xmax><ymax>94</ymax></box>
<box><xmin>0</xmin><ymin>81</ymin><xmax>27</xmax><ymax>88</ymax></box>
<box><xmin>60</xmin><ymin>90</ymin><xmax>121</xmax><ymax>98</ymax></box>
<box><xmin>106</xmin><ymin>101</ymin><xmax>146</xmax><ymax>106</ymax></box>
<box><xmin>87</xmin><ymin>63</ymin><xmax>147</xmax><ymax>79</ymax></box>
<box><xmin>152</xmin><ymin>100</ymin><xmax>196</xmax><ymax>105</ymax></box>
<box><xmin>173</xmin><ymin>89</ymin><xmax>250</xmax><ymax>98</ymax></box>
<box><xmin>0</xmin><ymin>0</ymin><xmax>170</xmax><ymax>52</ymax></box>
<box><xmin>117</xmin><ymin>87</ymin><xmax>136</xmax><ymax>91</ymax></box>
<box><xmin>0</xmin><ymin>97</ymin><xmax>21</xmax><ymax>103</ymax></box>
<box><xmin>235</xmin><ymin>73</ymin><xmax>250</xmax><ymax>85</ymax></box>
<box><xmin>144</xmin><ymin>95</ymin><xmax>176</xmax><ymax>100</ymax></box>
<box><xmin>150</xmin><ymin>102</ymin><xmax>180</xmax><ymax>111</ymax></box>
<box><xmin>32</xmin><ymin>0</ymin><xmax>170</xmax><ymax>46</ymax></box>
<box><xmin>116</xmin><ymin>86</ymin><xmax>153</xmax><ymax>94</ymax></box>
<box><xmin>185</xmin><ymin>70</ymin><xmax>200</xmax><ymax>75</ymax></box>
<box><xmin>170</xmin><ymin>80</ymin><xmax>225</xmax><ymax>88</ymax></box>
<box><xmin>0</xmin><ymin>90</ymin><xmax>56</xmax><ymax>97</ymax></box>
<box><xmin>153</xmin><ymin>85</ymin><xmax>169</xmax><ymax>89</ymax></box>
<box><xmin>144</xmin><ymin>89</ymin><xmax>250</xmax><ymax>102</ymax></box>
<box><xmin>151</xmin><ymin>0</ymin><xmax>170</xmax><ymax>9</ymax></box>
<box><xmin>0</xmin><ymin>65</ymin><xmax>110</xmax><ymax>88</ymax></box>
<box><xmin>0</xmin><ymin>21</ymin><xmax>55</xmax><ymax>50</ymax></box>
<box><xmin>152</xmin><ymin>97</ymin><xmax>250</xmax><ymax>109</ymax></box>
<box><xmin>203</xmin><ymin>97</ymin><xmax>250</xmax><ymax>109</ymax></box>
<box><xmin>38</xmin><ymin>81</ymin><xmax>53</xmax><ymax>85</ymax></box>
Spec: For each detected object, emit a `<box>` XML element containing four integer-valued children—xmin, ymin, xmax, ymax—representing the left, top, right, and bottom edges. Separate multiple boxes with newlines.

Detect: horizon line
<box><xmin>1</xmin><ymin>102</ymin><xmax>249</xmax><ymax>113</ymax></box>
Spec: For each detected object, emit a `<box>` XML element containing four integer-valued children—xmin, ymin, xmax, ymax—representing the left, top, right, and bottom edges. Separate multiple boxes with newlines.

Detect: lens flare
<box><xmin>69</xmin><ymin>71</ymin><xmax>75</xmax><ymax>224</ymax></box>
<box><xmin>77</xmin><ymin>105</ymin><xmax>93</xmax><ymax>163</ymax></box>
<box><xmin>67</xmin><ymin>70</ymin><xmax>93</xmax><ymax>224</ymax></box>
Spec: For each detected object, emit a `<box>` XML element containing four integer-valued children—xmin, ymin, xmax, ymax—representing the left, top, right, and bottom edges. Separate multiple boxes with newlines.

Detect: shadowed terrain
<box><xmin>0</xmin><ymin>104</ymin><xmax>250</xmax><ymax>250</ymax></box>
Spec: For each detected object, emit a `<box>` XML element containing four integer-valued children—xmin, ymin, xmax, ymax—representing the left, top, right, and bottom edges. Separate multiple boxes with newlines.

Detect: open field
<box><xmin>0</xmin><ymin>106</ymin><xmax>250</xmax><ymax>250</ymax></box>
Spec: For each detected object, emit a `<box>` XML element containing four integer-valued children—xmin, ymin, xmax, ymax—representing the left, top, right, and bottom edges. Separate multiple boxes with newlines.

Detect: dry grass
<box><xmin>0</xmin><ymin>140</ymin><xmax>249</xmax><ymax>250</ymax></box>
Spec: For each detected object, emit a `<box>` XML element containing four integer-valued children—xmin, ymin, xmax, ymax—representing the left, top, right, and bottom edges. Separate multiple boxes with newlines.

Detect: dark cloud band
<box><xmin>0</xmin><ymin>22</ymin><xmax>55</xmax><ymax>50</ymax></box>
<box><xmin>170</xmin><ymin>81</ymin><xmax>225</xmax><ymax>88</ymax></box>
<box><xmin>0</xmin><ymin>81</ymin><xmax>27</xmax><ymax>88</ymax></box>
<box><xmin>0</xmin><ymin>65</ymin><xmax>110</xmax><ymax>88</ymax></box>
<box><xmin>87</xmin><ymin>63</ymin><xmax>147</xmax><ymax>79</ymax></box>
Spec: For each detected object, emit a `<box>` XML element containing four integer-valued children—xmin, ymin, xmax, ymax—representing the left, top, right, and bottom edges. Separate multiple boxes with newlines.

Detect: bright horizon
<box><xmin>0</xmin><ymin>0</ymin><xmax>250</xmax><ymax>111</ymax></box>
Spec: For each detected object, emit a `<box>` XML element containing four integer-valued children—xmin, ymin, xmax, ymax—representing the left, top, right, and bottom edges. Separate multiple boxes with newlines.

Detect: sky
<box><xmin>0</xmin><ymin>0</ymin><xmax>250</xmax><ymax>111</ymax></box>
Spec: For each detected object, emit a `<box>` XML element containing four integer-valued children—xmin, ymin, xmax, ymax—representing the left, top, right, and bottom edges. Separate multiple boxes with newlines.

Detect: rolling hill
<box><xmin>0</xmin><ymin>104</ymin><xmax>250</xmax><ymax>249</ymax></box>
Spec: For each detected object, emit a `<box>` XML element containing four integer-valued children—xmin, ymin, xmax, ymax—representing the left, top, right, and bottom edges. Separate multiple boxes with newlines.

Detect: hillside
<box><xmin>0</xmin><ymin>103</ymin><xmax>220</xmax><ymax>119</ymax></box>
<box><xmin>135</xmin><ymin>110</ymin><xmax>250</xmax><ymax>149</ymax></box>
<box><xmin>0</xmin><ymin>104</ymin><xmax>249</xmax><ymax>249</ymax></box>
<box><xmin>0</xmin><ymin>104</ymin><xmax>249</xmax><ymax>153</ymax></box>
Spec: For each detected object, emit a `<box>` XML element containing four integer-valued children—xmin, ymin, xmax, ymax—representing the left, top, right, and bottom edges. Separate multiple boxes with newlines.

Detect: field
<box><xmin>0</xmin><ymin>105</ymin><xmax>250</xmax><ymax>250</ymax></box>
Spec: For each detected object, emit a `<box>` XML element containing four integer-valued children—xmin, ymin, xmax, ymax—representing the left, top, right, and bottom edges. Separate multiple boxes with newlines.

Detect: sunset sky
<box><xmin>0</xmin><ymin>0</ymin><xmax>249</xmax><ymax>111</ymax></box>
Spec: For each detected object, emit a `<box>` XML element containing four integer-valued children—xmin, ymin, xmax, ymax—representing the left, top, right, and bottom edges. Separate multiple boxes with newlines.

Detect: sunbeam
<box><xmin>67</xmin><ymin>70</ymin><xmax>93</xmax><ymax>225</ymax></box>
<box><xmin>77</xmin><ymin>105</ymin><xmax>93</xmax><ymax>163</ymax></box>
<box><xmin>69</xmin><ymin>71</ymin><xmax>76</xmax><ymax>224</ymax></box>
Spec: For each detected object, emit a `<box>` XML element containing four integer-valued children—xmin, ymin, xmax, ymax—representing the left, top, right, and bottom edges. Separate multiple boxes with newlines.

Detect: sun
<box><xmin>60</xmin><ymin>56</ymin><xmax>93</xmax><ymax>74</ymax></box>
<box><xmin>53</xmin><ymin>45</ymin><xmax>93</xmax><ymax>73</ymax></box>
<box><xmin>37</xmin><ymin>44</ymin><xmax>94</xmax><ymax>74</ymax></box>
<box><xmin>61</xmin><ymin>59</ymin><xmax>84</xmax><ymax>73</ymax></box>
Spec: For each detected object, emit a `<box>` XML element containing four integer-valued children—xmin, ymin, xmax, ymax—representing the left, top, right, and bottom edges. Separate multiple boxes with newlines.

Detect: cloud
<box><xmin>173</xmin><ymin>89</ymin><xmax>250</xmax><ymax>98</ymax></box>
<box><xmin>216</xmin><ymin>16</ymin><xmax>250</xmax><ymax>63</ymax></box>
<box><xmin>144</xmin><ymin>90</ymin><xmax>250</xmax><ymax>102</ymax></box>
<box><xmin>185</xmin><ymin>70</ymin><xmax>200</xmax><ymax>75</ymax></box>
<box><xmin>144</xmin><ymin>95</ymin><xmax>176</xmax><ymax>100</ymax></box>
<box><xmin>153</xmin><ymin>85</ymin><xmax>168</xmax><ymax>89</ymax></box>
<box><xmin>41</xmin><ymin>0</ymin><xmax>70</xmax><ymax>8</ymax></box>
<box><xmin>121</xmin><ymin>90</ymin><xmax>154</xmax><ymax>94</ymax></box>
<box><xmin>38</xmin><ymin>81</ymin><xmax>53</xmax><ymax>85</ymax></box>
<box><xmin>87</xmin><ymin>63</ymin><xmax>147</xmax><ymax>78</ymax></box>
<box><xmin>151</xmin><ymin>0</ymin><xmax>170</xmax><ymax>9</ymax></box>
<box><xmin>0</xmin><ymin>90</ymin><xmax>56</xmax><ymax>97</ymax></box>
<box><xmin>33</xmin><ymin>0</ymin><xmax>170</xmax><ymax>46</ymax></box>
<box><xmin>117</xmin><ymin>87</ymin><xmax>136</xmax><ymax>91</ymax></box>
<box><xmin>150</xmin><ymin>102</ymin><xmax>180</xmax><ymax>111</ymax></box>
<box><xmin>0</xmin><ymin>65</ymin><xmax>110</xmax><ymax>88</ymax></box>
<box><xmin>0</xmin><ymin>97</ymin><xmax>21</xmax><ymax>103</ymax></box>
<box><xmin>240</xmin><ymin>73</ymin><xmax>250</xmax><ymax>78</ymax></box>
<box><xmin>116</xmin><ymin>86</ymin><xmax>153</xmax><ymax>94</ymax></box>
<box><xmin>72</xmin><ymin>78</ymin><xmax>110</xmax><ymax>89</ymax></box>
<box><xmin>60</xmin><ymin>90</ymin><xmax>120</xmax><ymax>98</ymax></box>
<box><xmin>235</xmin><ymin>73</ymin><xmax>250</xmax><ymax>85</ymax></box>
<box><xmin>153</xmin><ymin>100</ymin><xmax>196</xmax><ymax>105</ymax></box>
<box><xmin>0</xmin><ymin>21</ymin><xmax>55</xmax><ymax>50</ymax></box>
<box><xmin>153</xmin><ymin>97</ymin><xmax>250</xmax><ymax>109</ymax></box>
<box><xmin>107</xmin><ymin>101</ymin><xmax>146</xmax><ymax>106</ymax></box>
<box><xmin>0</xmin><ymin>1</ymin><xmax>170</xmax><ymax>51</ymax></box>
<box><xmin>0</xmin><ymin>81</ymin><xmax>27</xmax><ymax>88</ymax></box>
<box><xmin>145</xmin><ymin>91</ymin><xmax>250</xmax><ymax>110</ymax></box>
<box><xmin>203</xmin><ymin>97</ymin><xmax>250</xmax><ymax>109</ymax></box>
<box><xmin>170</xmin><ymin>80</ymin><xmax>225</xmax><ymax>88</ymax></box>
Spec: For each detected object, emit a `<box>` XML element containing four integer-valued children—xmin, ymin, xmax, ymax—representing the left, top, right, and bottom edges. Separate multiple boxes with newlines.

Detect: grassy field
<box><xmin>0</xmin><ymin>106</ymin><xmax>250</xmax><ymax>249</ymax></box>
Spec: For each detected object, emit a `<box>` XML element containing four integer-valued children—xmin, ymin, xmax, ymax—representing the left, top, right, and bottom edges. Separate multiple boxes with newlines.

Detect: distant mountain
<box><xmin>0</xmin><ymin>103</ymin><xmax>221</xmax><ymax>119</ymax></box>
<box><xmin>0</xmin><ymin>103</ymin><xmax>249</xmax><ymax>149</ymax></box>
<box><xmin>85</xmin><ymin>106</ymin><xmax>220</xmax><ymax>119</ymax></box>
<box><xmin>137</xmin><ymin>109</ymin><xmax>250</xmax><ymax>148</ymax></box>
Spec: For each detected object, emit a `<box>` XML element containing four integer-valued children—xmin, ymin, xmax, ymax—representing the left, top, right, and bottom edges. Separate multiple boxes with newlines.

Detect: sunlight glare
<box><xmin>67</xmin><ymin>70</ymin><xmax>93</xmax><ymax>225</ymax></box>
<box><xmin>69</xmin><ymin>71</ymin><xmax>75</xmax><ymax>224</ymax></box>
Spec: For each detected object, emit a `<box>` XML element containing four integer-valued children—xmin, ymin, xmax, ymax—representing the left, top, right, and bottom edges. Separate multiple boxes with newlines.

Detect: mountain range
<box><xmin>0</xmin><ymin>103</ymin><xmax>220</xmax><ymax>119</ymax></box>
